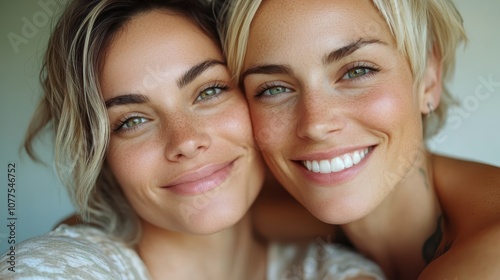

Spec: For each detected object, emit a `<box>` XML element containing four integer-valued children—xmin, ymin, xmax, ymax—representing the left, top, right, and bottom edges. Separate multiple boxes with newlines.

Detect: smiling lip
<box><xmin>163</xmin><ymin>160</ymin><xmax>236</xmax><ymax>196</ymax></box>
<box><xmin>302</xmin><ymin>147</ymin><xmax>371</xmax><ymax>173</ymax></box>
<box><xmin>295</xmin><ymin>146</ymin><xmax>374</xmax><ymax>186</ymax></box>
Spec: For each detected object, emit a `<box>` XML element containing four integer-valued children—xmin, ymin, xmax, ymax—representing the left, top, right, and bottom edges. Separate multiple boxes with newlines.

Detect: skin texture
<box><xmin>100</xmin><ymin>10</ymin><xmax>266</xmax><ymax>279</ymax></box>
<box><xmin>243</xmin><ymin>0</ymin><xmax>426</xmax><ymax>225</ymax></box>
<box><xmin>56</xmin><ymin>8</ymin><xmax>380</xmax><ymax>280</ymax></box>
<box><xmin>240</xmin><ymin>0</ymin><xmax>500</xmax><ymax>279</ymax></box>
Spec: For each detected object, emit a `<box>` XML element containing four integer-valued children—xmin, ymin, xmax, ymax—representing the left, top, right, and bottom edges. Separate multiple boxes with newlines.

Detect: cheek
<box><xmin>106</xmin><ymin>138</ymin><xmax>158</xmax><ymax>191</ymax></box>
<box><xmin>249</xmin><ymin>104</ymin><xmax>296</xmax><ymax>154</ymax></box>
<box><xmin>358</xmin><ymin>84</ymin><xmax>421</xmax><ymax>134</ymax></box>
<box><xmin>217</xmin><ymin>101</ymin><xmax>254</xmax><ymax>144</ymax></box>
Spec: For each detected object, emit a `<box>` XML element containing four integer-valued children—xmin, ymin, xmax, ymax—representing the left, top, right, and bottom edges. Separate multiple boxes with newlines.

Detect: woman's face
<box><xmin>242</xmin><ymin>0</ymin><xmax>429</xmax><ymax>223</ymax></box>
<box><xmin>100</xmin><ymin>10</ymin><xmax>264</xmax><ymax>235</ymax></box>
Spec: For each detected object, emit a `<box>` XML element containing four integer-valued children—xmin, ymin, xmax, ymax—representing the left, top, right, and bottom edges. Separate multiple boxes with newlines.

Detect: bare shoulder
<box><xmin>421</xmin><ymin>154</ymin><xmax>500</xmax><ymax>279</ymax></box>
<box><xmin>432</xmin><ymin>153</ymin><xmax>500</xmax><ymax>223</ymax></box>
<box><xmin>418</xmin><ymin>223</ymin><xmax>500</xmax><ymax>280</ymax></box>
<box><xmin>431</xmin><ymin>153</ymin><xmax>500</xmax><ymax>189</ymax></box>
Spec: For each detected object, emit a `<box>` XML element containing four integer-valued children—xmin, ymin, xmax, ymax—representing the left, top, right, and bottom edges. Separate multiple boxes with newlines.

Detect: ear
<box><xmin>419</xmin><ymin>47</ymin><xmax>443</xmax><ymax>114</ymax></box>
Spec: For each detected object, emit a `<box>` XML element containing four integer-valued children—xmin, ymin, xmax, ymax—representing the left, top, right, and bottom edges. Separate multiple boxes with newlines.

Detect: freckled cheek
<box><xmin>249</xmin><ymin>106</ymin><xmax>295</xmax><ymax>154</ymax></box>
<box><xmin>106</xmin><ymin>139</ymin><xmax>157</xmax><ymax>188</ymax></box>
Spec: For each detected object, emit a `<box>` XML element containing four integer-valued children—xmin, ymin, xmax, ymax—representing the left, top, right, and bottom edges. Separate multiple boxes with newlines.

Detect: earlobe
<box><xmin>426</xmin><ymin>102</ymin><xmax>434</xmax><ymax>117</ymax></box>
<box><xmin>419</xmin><ymin>48</ymin><xmax>443</xmax><ymax>115</ymax></box>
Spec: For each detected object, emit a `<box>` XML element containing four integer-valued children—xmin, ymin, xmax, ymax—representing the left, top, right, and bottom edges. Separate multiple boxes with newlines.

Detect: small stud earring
<box><xmin>427</xmin><ymin>102</ymin><xmax>434</xmax><ymax>117</ymax></box>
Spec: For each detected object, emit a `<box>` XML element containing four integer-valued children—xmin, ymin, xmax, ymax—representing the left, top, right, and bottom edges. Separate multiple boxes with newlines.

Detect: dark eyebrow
<box><xmin>241</xmin><ymin>64</ymin><xmax>293</xmax><ymax>82</ymax></box>
<box><xmin>241</xmin><ymin>39</ymin><xmax>386</xmax><ymax>81</ymax></box>
<box><xmin>105</xmin><ymin>60</ymin><xmax>225</xmax><ymax>108</ymax></box>
<box><xmin>177</xmin><ymin>59</ymin><xmax>226</xmax><ymax>88</ymax></box>
<box><xmin>323</xmin><ymin>38</ymin><xmax>387</xmax><ymax>65</ymax></box>
<box><xmin>105</xmin><ymin>94</ymin><xmax>150</xmax><ymax>108</ymax></box>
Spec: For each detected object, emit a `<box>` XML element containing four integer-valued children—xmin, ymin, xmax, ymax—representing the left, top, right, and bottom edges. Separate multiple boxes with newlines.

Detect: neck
<box><xmin>342</xmin><ymin>151</ymin><xmax>441</xmax><ymax>279</ymax></box>
<box><xmin>137</xmin><ymin>213</ymin><xmax>266</xmax><ymax>280</ymax></box>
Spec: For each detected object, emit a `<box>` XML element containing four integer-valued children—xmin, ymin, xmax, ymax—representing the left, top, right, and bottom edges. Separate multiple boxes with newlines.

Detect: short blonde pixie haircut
<box><xmin>217</xmin><ymin>0</ymin><xmax>467</xmax><ymax>138</ymax></box>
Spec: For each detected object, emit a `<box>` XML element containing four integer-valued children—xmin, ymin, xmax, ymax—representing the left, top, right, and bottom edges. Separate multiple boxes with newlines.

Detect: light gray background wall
<box><xmin>1</xmin><ymin>0</ymin><xmax>499</xmax><ymax>254</ymax></box>
<box><xmin>1</xmin><ymin>0</ymin><xmax>74</xmax><ymax>255</ymax></box>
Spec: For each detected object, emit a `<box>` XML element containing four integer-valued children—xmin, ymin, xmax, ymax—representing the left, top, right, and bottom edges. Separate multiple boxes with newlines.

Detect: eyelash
<box><xmin>113</xmin><ymin>115</ymin><xmax>147</xmax><ymax>134</ymax></box>
<box><xmin>254</xmin><ymin>81</ymin><xmax>291</xmax><ymax>100</ymax></box>
<box><xmin>196</xmin><ymin>81</ymin><xmax>230</xmax><ymax>102</ymax></box>
<box><xmin>341</xmin><ymin>62</ymin><xmax>380</xmax><ymax>81</ymax></box>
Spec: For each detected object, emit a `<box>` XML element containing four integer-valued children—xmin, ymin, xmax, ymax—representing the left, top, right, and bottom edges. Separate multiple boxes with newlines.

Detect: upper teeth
<box><xmin>302</xmin><ymin>148</ymin><xmax>370</xmax><ymax>173</ymax></box>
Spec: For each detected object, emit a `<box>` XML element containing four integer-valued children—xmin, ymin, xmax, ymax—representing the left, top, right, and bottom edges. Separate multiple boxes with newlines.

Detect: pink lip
<box><xmin>294</xmin><ymin>146</ymin><xmax>375</xmax><ymax>186</ymax></box>
<box><xmin>163</xmin><ymin>160</ymin><xmax>236</xmax><ymax>196</ymax></box>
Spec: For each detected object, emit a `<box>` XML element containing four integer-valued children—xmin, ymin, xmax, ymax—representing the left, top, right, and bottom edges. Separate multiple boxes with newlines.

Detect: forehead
<box><xmin>100</xmin><ymin>10</ymin><xmax>221</xmax><ymax>96</ymax></box>
<box><xmin>246</xmin><ymin>0</ymin><xmax>394</xmax><ymax>65</ymax></box>
<box><xmin>108</xmin><ymin>10</ymin><xmax>220</xmax><ymax>63</ymax></box>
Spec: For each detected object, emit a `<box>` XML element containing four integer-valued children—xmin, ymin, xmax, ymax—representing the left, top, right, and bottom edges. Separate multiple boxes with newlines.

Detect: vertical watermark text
<box><xmin>5</xmin><ymin>163</ymin><xmax>17</xmax><ymax>272</ymax></box>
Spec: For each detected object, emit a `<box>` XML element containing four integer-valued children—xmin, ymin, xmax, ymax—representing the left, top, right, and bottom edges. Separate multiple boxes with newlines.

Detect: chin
<box><xmin>184</xmin><ymin>214</ymin><xmax>247</xmax><ymax>236</ymax></box>
<box><xmin>181</xmin><ymin>200</ymin><xmax>250</xmax><ymax>235</ymax></box>
<box><xmin>301</xmin><ymin>191</ymin><xmax>378</xmax><ymax>225</ymax></box>
<box><xmin>313</xmin><ymin>207</ymin><xmax>369</xmax><ymax>225</ymax></box>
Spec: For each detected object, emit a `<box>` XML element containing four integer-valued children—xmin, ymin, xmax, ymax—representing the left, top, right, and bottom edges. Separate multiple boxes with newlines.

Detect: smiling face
<box><xmin>100</xmin><ymin>10</ymin><xmax>264</xmax><ymax>235</ymax></box>
<box><xmin>242</xmin><ymin>0</ymin><xmax>433</xmax><ymax>223</ymax></box>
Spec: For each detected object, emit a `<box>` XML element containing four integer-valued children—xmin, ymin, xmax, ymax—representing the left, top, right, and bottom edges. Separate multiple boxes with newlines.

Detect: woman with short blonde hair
<box><xmin>217</xmin><ymin>0</ymin><xmax>500</xmax><ymax>278</ymax></box>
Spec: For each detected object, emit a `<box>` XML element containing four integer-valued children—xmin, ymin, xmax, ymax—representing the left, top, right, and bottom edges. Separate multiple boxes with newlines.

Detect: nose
<box><xmin>296</xmin><ymin>90</ymin><xmax>344</xmax><ymax>141</ymax></box>
<box><xmin>164</xmin><ymin>116</ymin><xmax>211</xmax><ymax>161</ymax></box>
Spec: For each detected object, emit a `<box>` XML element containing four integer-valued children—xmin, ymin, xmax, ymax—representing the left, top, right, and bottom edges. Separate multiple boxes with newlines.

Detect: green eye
<box><xmin>123</xmin><ymin>117</ymin><xmax>146</xmax><ymax>129</ymax></box>
<box><xmin>262</xmin><ymin>86</ymin><xmax>290</xmax><ymax>96</ymax></box>
<box><xmin>197</xmin><ymin>87</ymin><xmax>222</xmax><ymax>101</ymax></box>
<box><xmin>269</xmin><ymin>86</ymin><xmax>287</xmax><ymax>95</ymax></box>
<box><xmin>114</xmin><ymin>116</ymin><xmax>148</xmax><ymax>133</ymax></box>
<box><xmin>344</xmin><ymin>67</ymin><xmax>371</xmax><ymax>79</ymax></box>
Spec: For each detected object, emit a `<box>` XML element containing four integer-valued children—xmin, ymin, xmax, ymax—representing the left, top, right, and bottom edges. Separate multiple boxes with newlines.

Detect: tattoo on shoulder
<box><xmin>422</xmin><ymin>215</ymin><xmax>442</xmax><ymax>263</ymax></box>
<box><xmin>422</xmin><ymin>215</ymin><xmax>454</xmax><ymax>263</ymax></box>
<box><xmin>419</xmin><ymin>167</ymin><xmax>429</xmax><ymax>189</ymax></box>
<box><xmin>434</xmin><ymin>240</ymin><xmax>453</xmax><ymax>260</ymax></box>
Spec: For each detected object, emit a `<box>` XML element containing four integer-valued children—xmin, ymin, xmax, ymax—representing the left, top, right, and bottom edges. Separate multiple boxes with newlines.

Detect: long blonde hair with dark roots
<box><xmin>25</xmin><ymin>0</ymin><xmax>219</xmax><ymax>245</ymax></box>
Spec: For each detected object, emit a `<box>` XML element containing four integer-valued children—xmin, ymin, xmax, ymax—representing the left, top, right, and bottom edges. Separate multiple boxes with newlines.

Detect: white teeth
<box><xmin>312</xmin><ymin>161</ymin><xmax>320</xmax><ymax>173</ymax></box>
<box><xmin>331</xmin><ymin>157</ymin><xmax>345</xmax><ymax>172</ymax></box>
<box><xmin>302</xmin><ymin>148</ymin><xmax>370</xmax><ymax>173</ymax></box>
<box><xmin>306</xmin><ymin>161</ymin><xmax>312</xmax><ymax>171</ymax></box>
<box><xmin>319</xmin><ymin>160</ymin><xmax>331</xmax><ymax>174</ymax></box>
<box><xmin>342</xmin><ymin>154</ymin><xmax>353</xmax><ymax>168</ymax></box>
<box><xmin>352</xmin><ymin>151</ymin><xmax>361</xmax><ymax>165</ymax></box>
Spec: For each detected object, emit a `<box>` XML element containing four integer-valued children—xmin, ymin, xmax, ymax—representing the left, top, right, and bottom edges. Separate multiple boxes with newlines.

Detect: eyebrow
<box><xmin>241</xmin><ymin>64</ymin><xmax>293</xmax><ymax>82</ymax></box>
<box><xmin>241</xmin><ymin>38</ymin><xmax>387</xmax><ymax>81</ymax></box>
<box><xmin>323</xmin><ymin>38</ymin><xmax>387</xmax><ymax>64</ymax></box>
<box><xmin>105</xmin><ymin>93</ymin><xmax>150</xmax><ymax>108</ymax></box>
<box><xmin>105</xmin><ymin>59</ymin><xmax>225</xmax><ymax>108</ymax></box>
<box><xmin>176</xmin><ymin>59</ymin><xmax>226</xmax><ymax>88</ymax></box>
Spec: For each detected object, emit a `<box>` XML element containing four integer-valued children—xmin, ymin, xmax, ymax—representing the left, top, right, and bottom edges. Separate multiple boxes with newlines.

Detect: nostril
<box><xmin>165</xmin><ymin>134</ymin><xmax>211</xmax><ymax>161</ymax></box>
